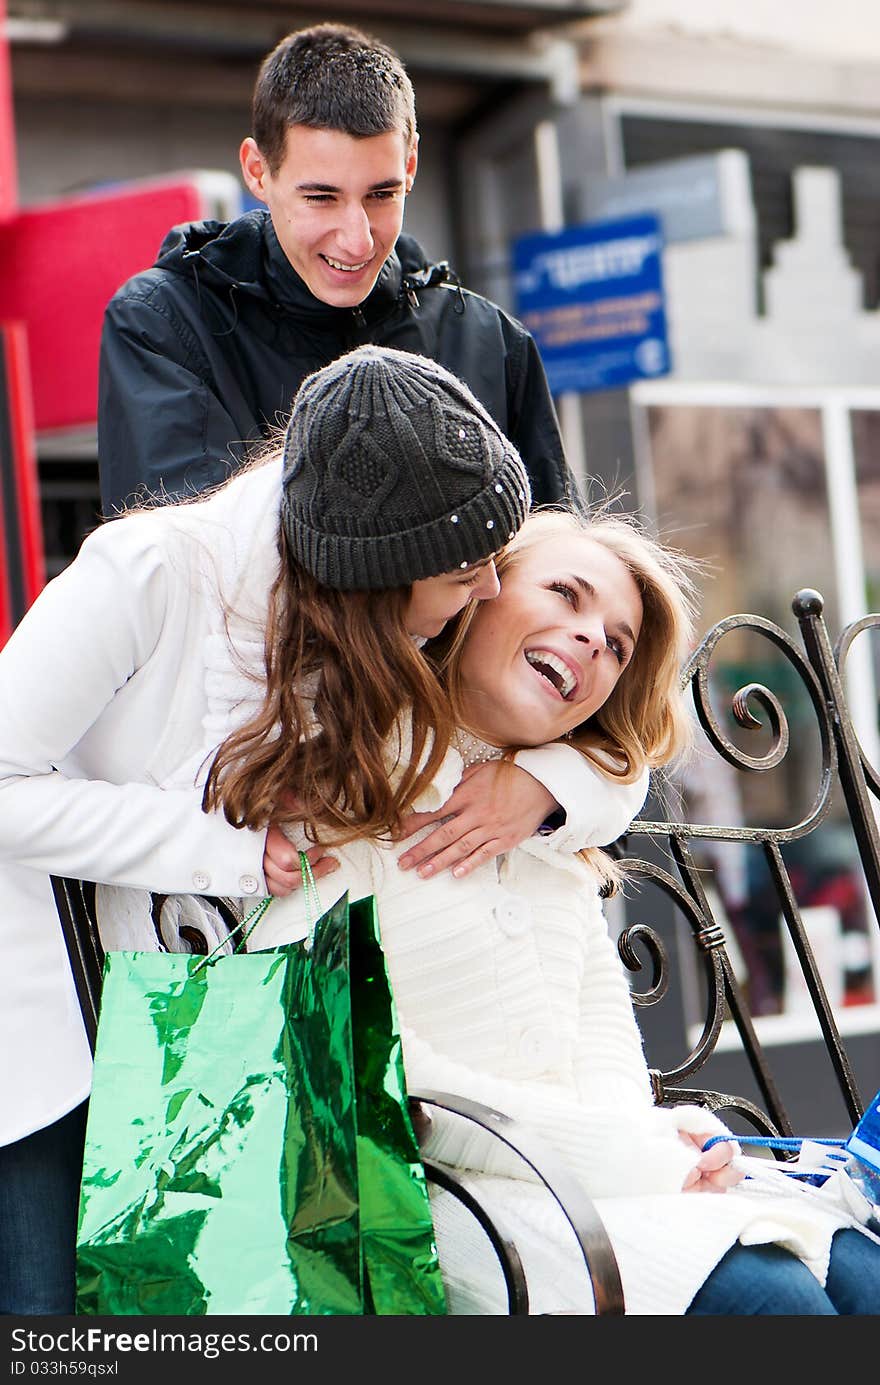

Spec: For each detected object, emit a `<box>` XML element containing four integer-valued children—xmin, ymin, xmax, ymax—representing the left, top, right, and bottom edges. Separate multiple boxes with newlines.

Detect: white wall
<box><xmin>579</xmin><ymin>0</ymin><xmax>880</xmax><ymax>115</ymax></box>
<box><xmin>604</xmin><ymin>0</ymin><xmax>880</xmax><ymax>59</ymax></box>
<box><xmin>660</xmin><ymin>161</ymin><xmax>880</xmax><ymax>387</ymax></box>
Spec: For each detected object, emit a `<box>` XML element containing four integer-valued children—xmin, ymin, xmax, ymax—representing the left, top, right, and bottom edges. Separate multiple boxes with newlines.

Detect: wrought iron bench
<box><xmin>612</xmin><ymin>587</ymin><xmax>880</xmax><ymax>1146</ymax></box>
<box><xmin>52</xmin><ymin>586</ymin><xmax>880</xmax><ymax>1314</ymax></box>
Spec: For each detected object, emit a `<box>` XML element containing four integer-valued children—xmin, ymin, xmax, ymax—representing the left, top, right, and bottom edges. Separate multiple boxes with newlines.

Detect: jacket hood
<box><xmin>155</xmin><ymin>211</ymin><xmax>268</xmax><ymax>295</ymax></box>
<box><xmin>154</xmin><ymin>208</ymin><xmax>445</xmax><ymax>326</ymax></box>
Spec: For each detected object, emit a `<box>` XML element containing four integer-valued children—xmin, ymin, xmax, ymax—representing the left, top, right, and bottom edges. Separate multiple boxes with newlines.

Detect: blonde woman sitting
<box><xmin>245</xmin><ymin>508</ymin><xmax>880</xmax><ymax>1316</ymax></box>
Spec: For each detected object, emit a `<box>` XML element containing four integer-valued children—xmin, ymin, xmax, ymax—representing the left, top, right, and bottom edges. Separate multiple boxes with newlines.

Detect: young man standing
<box><xmin>97</xmin><ymin>23</ymin><xmax>576</xmax><ymax>516</ymax></box>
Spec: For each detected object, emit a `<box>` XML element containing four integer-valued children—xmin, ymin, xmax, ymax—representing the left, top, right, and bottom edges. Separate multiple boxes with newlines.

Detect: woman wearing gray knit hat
<box><xmin>281</xmin><ymin>344</ymin><xmax>530</xmax><ymax>595</ymax></box>
<box><xmin>0</xmin><ymin>343</ymin><xmax>534</xmax><ymax>940</ymax></box>
<box><xmin>0</xmin><ymin>344</ymin><xmax>648</xmax><ymax>1315</ymax></box>
<box><xmin>205</xmin><ymin>343</ymin><xmax>536</xmax><ymax>847</ymax></box>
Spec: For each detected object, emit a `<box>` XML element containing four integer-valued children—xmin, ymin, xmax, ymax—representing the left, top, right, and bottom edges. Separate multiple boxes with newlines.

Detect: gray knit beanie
<box><xmin>280</xmin><ymin>345</ymin><xmax>531</xmax><ymax>589</ymax></box>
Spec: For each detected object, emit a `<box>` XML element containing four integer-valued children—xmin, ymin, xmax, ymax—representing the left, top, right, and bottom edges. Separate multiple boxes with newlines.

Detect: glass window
<box><xmin>629</xmin><ymin>389</ymin><xmax>880</xmax><ymax>1032</ymax></box>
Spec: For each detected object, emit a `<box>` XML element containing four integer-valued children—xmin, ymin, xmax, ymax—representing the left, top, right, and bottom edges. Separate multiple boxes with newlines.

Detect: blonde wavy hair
<box><xmin>430</xmin><ymin>506</ymin><xmax>702</xmax><ymax>886</ymax></box>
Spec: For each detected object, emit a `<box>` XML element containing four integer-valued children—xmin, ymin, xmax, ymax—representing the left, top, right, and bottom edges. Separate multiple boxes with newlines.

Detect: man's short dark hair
<box><xmin>253</xmin><ymin>23</ymin><xmax>417</xmax><ymax>174</ymax></box>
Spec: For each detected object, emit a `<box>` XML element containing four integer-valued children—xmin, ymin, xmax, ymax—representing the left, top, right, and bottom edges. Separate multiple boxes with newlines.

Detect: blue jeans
<box><xmin>686</xmin><ymin>1228</ymin><xmax>880</xmax><ymax>1315</ymax></box>
<box><xmin>0</xmin><ymin>1103</ymin><xmax>87</xmax><ymax>1315</ymax></box>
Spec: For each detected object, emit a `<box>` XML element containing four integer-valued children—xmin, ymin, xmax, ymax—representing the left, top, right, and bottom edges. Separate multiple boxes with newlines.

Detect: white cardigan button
<box><xmin>493</xmin><ymin>894</ymin><xmax>530</xmax><ymax>937</ymax></box>
<box><xmin>238</xmin><ymin>874</ymin><xmax>260</xmax><ymax>895</ymax></box>
<box><xmin>518</xmin><ymin>1025</ymin><xmax>557</xmax><ymax>1068</ymax></box>
<box><xmin>192</xmin><ymin>870</ymin><xmax>211</xmax><ymax>891</ymax></box>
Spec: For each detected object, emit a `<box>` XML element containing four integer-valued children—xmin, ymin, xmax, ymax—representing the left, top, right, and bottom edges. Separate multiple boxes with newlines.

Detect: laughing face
<box><xmin>456</xmin><ymin>533</ymin><xmax>644</xmax><ymax>747</ymax></box>
<box><xmin>240</xmin><ymin>124</ymin><xmax>417</xmax><ymax>308</ymax></box>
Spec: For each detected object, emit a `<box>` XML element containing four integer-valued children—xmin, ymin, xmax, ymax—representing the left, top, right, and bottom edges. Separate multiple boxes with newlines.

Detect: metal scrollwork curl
<box><xmin>661</xmin><ymin>1091</ymin><xmax>783</xmax><ymax>1141</ymax></box>
<box><xmin>728</xmin><ymin>682</ymin><xmax>786</xmax><ymax>764</ymax></box>
<box><xmin>633</xmin><ymin>610</ymin><xmax>836</xmax><ymax>844</ymax></box>
<box><xmin>835</xmin><ymin>611</ymin><xmax>880</xmax><ymax>797</ymax></box>
<box><xmin>616</xmin><ymin>922</ymin><xmax>668</xmax><ymax>1005</ymax></box>
<box><xmin>617</xmin><ymin>857</ymin><xmax>730</xmax><ymax>1088</ymax></box>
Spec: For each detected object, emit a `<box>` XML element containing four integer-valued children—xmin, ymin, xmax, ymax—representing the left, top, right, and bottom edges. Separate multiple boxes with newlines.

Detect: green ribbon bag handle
<box><xmin>298</xmin><ymin>850</ymin><xmax>323</xmax><ymax>949</ymax></box>
<box><xmin>192</xmin><ymin>849</ymin><xmax>319</xmax><ymax>974</ymax></box>
<box><xmin>191</xmin><ymin>893</ymin><xmax>274</xmax><ymax>973</ymax></box>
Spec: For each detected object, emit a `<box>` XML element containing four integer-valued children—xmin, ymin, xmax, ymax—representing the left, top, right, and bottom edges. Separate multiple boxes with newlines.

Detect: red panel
<box><xmin>0</xmin><ymin>178</ymin><xmax>209</xmax><ymax>433</ymax></box>
<box><xmin>0</xmin><ymin>0</ymin><xmax>17</xmax><ymax>221</ymax></box>
<box><xmin>0</xmin><ymin>349</ymin><xmax>11</xmax><ymax>642</ymax></box>
<box><xmin>0</xmin><ymin>322</ymin><xmax>44</xmax><ymax>644</ymax></box>
<box><xmin>4</xmin><ymin>323</ymin><xmax>44</xmax><ymax>604</ymax></box>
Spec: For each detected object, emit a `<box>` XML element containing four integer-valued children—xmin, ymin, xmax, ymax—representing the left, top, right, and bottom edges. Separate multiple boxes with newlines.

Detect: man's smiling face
<box><xmin>240</xmin><ymin>124</ymin><xmax>418</xmax><ymax>308</ymax></box>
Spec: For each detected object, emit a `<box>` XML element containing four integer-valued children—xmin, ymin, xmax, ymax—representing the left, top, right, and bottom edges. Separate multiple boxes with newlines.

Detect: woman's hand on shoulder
<box><xmin>263</xmin><ymin>828</ymin><xmax>339</xmax><ymax>897</ymax></box>
<box><xmin>395</xmin><ymin>762</ymin><xmax>557</xmax><ymax>879</ymax></box>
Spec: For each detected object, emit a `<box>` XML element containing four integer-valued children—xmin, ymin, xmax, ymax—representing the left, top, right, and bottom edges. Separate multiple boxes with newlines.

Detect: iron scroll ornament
<box><xmin>635</xmin><ymin>604</ymin><xmax>836</xmax><ymax>845</ymax></box>
<box><xmin>834</xmin><ymin>609</ymin><xmax>880</xmax><ymax>797</ymax></box>
<box><xmin>835</xmin><ymin>608</ymin><xmax>880</xmax><ymax>796</ymax></box>
<box><xmin>613</xmin><ymin>595</ymin><xmax>863</xmax><ymax>1136</ymax></box>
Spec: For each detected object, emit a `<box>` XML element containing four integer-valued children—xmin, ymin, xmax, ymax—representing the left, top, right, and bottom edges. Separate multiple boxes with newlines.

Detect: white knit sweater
<box><xmin>249</xmin><ymin>778</ymin><xmax>875</xmax><ymax>1316</ymax></box>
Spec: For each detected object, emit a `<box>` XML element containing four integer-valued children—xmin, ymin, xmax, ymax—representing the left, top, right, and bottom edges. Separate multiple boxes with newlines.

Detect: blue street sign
<box><xmin>512</xmin><ymin>214</ymin><xmax>671</xmax><ymax>395</ymax></box>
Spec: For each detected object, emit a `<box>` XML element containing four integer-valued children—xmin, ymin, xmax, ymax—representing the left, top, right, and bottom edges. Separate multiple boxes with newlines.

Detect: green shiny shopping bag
<box><xmin>75</xmin><ymin>890</ymin><xmax>446</xmax><ymax>1316</ymax></box>
<box><xmin>347</xmin><ymin>893</ymin><xmax>446</xmax><ymax>1315</ymax></box>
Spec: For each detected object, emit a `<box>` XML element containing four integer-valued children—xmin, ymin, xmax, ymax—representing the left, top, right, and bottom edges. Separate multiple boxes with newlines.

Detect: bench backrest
<box><xmin>614</xmin><ymin>587</ymin><xmax>880</xmax><ymax>1139</ymax></box>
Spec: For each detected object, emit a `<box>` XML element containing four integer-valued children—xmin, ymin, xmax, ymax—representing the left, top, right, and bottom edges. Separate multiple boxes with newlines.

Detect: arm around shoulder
<box><xmin>513</xmin><ymin>742</ymin><xmax>650</xmax><ymax>851</ymax></box>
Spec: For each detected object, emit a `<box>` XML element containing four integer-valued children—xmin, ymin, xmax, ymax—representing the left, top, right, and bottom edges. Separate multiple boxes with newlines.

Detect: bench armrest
<box><xmin>410</xmin><ymin>1088</ymin><xmax>625</xmax><ymax>1315</ymax></box>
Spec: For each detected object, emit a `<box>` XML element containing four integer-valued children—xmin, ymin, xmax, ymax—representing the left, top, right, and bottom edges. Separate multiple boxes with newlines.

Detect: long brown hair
<box><xmin>203</xmin><ymin>529</ymin><xmax>455</xmax><ymax>843</ymax></box>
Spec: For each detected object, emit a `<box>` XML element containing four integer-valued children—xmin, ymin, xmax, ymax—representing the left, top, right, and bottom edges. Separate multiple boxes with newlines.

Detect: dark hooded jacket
<box><xmin>97</xmin><ymin>209</ymin><xmax>574</xmax><ymax>516</ymax></box>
